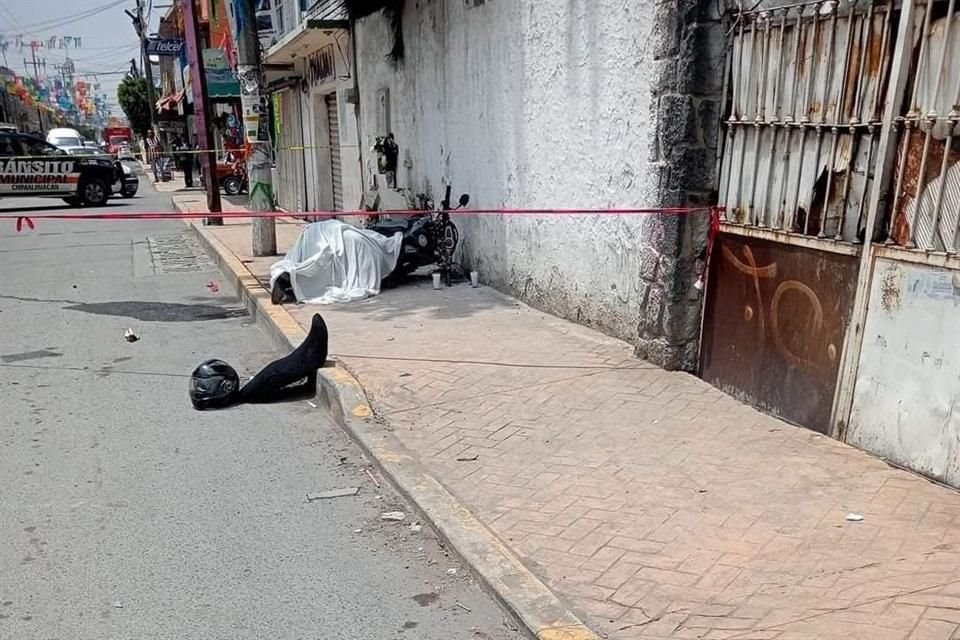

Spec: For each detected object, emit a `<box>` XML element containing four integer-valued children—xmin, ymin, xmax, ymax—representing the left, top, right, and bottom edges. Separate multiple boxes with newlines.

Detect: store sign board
<box><xmin>146</xmin><ymin>38</ymin><xmax>185</xmax><ymax>56</ymax></box>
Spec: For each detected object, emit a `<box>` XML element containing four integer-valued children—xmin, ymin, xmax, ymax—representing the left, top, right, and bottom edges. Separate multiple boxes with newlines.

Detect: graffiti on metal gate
<box><xmin>700</xmin><ymin>234</ymin><xmax>858</xmax><ymax>433</ymax></box>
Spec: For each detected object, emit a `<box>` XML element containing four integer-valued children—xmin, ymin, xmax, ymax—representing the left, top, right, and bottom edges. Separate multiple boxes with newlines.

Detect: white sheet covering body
<box><xmin>269</xmin><ymin>220</ymin><xmax>403</xmax><ymax>304</ymax></box>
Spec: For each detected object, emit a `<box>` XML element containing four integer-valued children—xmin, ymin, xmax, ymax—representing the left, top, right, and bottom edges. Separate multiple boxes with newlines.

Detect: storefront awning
<box><xmin>263</xmin><ymin>16</ymin><xmax>349</xmax><ymax>66</ymax></box>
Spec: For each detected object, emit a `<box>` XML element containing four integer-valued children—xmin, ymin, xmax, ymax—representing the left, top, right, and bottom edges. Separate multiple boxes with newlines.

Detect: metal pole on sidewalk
<box><xmin>233</xmin><ymin>0</ymin><xmax>276</xmax><ymax>256</ymax></box>
<box><xmin>126</xmin><ymin>0</ymin><xmax>157</xmax><ymax>133</ymax></box>
<box><xmin>181</xmin><ymin>0</ymin><xmax>223</xmax><ymax>222</ymax></box>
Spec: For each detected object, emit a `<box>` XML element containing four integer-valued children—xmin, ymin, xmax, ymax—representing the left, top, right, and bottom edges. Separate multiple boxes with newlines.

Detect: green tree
<box><xmin>117</xmin><ymin>76</ymin><xmax>151</xmax><ymax>137</ymax></box>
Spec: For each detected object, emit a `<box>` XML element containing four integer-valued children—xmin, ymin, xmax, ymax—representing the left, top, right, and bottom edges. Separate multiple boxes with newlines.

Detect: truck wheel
<box><xmin>80</xmin><ymin>178</ymin><xmax>108</xmax><ymax>207</ymax></box>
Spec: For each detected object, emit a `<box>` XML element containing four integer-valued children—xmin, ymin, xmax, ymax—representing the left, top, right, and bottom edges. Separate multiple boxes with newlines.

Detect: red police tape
<box><xmin>4</xmin><ymin>206</ymin><xmax>724</xmax><ymax>281</ymax></box>
<box><xmin>3</xmin><ymin>206</ymin><xmax>722</xmax><ymax>232</ymax></box>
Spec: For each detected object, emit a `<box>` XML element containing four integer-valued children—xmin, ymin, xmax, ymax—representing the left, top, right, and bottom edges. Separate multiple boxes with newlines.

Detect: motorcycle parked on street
<box><xmin>366</xmin><ymin>185</ymin><xmax>470</xmax><ymax>286</ymax></box>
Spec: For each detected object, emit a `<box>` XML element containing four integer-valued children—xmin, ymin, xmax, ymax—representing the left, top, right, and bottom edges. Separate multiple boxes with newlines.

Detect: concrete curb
<box><xmin>178</xmin><ymin>202</ymin><xmax>600</xmax><ymax>640</ymax></box>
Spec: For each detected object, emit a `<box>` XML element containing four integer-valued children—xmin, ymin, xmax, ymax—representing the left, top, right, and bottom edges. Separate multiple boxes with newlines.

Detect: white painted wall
<box><xmin>354</xmin><ymin>0</ymin><xmax>661</xmax><ymax>341</ymax></box>
<box><xmin>848</xmin><ymin>258</ymin><xmax>960</xmax><ymax>487</ymax></box>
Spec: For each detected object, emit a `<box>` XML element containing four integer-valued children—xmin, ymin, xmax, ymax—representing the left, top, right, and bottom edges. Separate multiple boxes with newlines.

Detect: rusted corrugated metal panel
<box><xmin>889</xmin><ymin>12</ymin><xmax>960</xmax><ymax>251</ymax></box>
<box><xmin>719</xmin><ymin>0</ymin><xmax>894</xmax><ymax>241</ymax></box>
<box><xmin>890</xmin><ymin>131</ymin><xmax>960</xmax><ymax>248</ymax></box>
<box><xmin>700</xmin><ymin>233</ymin><xmax>859</xmax><ymax>433</ymax></box>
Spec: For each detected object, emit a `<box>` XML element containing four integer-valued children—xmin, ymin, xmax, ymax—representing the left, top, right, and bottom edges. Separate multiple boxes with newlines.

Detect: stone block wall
<box><xmin>636</xmin><ymin>0</ymin><xmax>725</xmax><ymax>369</ymax></box>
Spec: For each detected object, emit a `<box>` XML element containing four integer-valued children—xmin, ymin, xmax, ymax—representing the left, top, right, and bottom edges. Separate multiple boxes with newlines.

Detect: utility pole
<box><xmin>181</xmin><ymin>0</ymin><xmax>222</xmax><ymax>219</ymax></box>
<box><xmin>233</xmin><ymin>0</ymin><xmax>275</xmax><ymax>255</ymax></box>
<box><xmin>126</xmin><ymin>0</ymin><xmax>157</xmax><ymax>133</ymax></box>
<box><xmin>24</xmin><ymin>49</ymin><xmax>46</xmax><ymax>133</ymax></box>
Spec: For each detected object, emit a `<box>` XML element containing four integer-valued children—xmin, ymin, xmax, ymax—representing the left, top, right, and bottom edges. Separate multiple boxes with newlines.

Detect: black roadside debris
<box><xmin>189</xmin><ymin>313</ymin><xmax>329</xmax><ymax>410</ymax></box>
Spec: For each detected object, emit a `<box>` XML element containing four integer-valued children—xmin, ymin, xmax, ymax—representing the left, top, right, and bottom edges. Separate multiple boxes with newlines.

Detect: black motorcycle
<box><xmin>367</xmin><ymin>185</ymin><xmax>469</xmax><ymax>286</ymax></box>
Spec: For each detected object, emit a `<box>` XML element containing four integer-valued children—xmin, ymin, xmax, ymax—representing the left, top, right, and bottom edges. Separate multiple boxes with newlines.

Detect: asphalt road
<box><xmin>0</xmin><ymin>171</ymin><xmax>525</xmax><ymax>640</ymax></box>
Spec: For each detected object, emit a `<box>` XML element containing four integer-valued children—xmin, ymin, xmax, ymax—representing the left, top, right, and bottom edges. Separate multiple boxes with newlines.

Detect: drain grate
<box><xmin>147</xmin><ymin>232</ymin><xmax>216</xmax><ymax>274</ymax></box>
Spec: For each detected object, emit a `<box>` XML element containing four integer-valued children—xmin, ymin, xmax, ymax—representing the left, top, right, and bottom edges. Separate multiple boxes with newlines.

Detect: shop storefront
<box><xmin>262</xmin><ymin>14</ymin><xmax>360</xmax><ymax>214</ymax></box>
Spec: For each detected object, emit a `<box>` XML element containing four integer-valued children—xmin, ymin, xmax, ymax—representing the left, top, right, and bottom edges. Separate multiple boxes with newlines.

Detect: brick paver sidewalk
<box><xmin>194</xmin><ymin>213</ymin><xmax>960</xmax><ymax>640</ymax></box>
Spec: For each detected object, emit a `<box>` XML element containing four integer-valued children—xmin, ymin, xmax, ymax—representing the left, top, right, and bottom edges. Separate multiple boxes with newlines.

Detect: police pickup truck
<box><xmin>0</xmin><ymin>131</ymin><xmax>122</xmax><ymax>207</ymax></box>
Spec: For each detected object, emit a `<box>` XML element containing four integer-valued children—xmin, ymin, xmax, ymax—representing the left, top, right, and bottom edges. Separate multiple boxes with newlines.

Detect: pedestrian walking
<box><xmin>146</xmin><ymin>131</ymin><xmax>160</xmax><ymax>182</ymax></box>
<box><xmin>192</xmin><ymin>134</ymin><xmax>201</xmax><ymax>171</ymax></box>
<box><xmin>176</xmin><ymin>136</ymin><xmax>195</xmax><ymax>188</ymax></box>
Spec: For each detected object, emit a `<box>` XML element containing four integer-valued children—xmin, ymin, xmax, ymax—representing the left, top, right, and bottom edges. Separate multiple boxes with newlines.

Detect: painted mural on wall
<box><xmin>699</xmin><ymin>234</ymin><xmax>859</xmax><ymax>433</ymax></box>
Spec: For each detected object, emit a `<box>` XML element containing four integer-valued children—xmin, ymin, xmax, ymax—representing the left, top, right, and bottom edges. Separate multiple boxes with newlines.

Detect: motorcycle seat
<box><xmin>371</xmin><ymin>219</ymin><xmax>409</xmax><ymax>234</ymax></box>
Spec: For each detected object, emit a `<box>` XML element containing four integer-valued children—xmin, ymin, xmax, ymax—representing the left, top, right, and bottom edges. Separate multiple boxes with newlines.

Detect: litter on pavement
<box><xmin>306</xmin><ymin>487</ymin><xmax>360</xmax><ymax>501</ymax></box>
<box><xmin>123</xmin><ymin>328</ymin><xmax>139</xmax><ymax>343</ymax></box>
<box><xmin>364</xmin><ymin>468</ymin><xmax>381</xmax><ymax>488</ymax></box>
<box><xmin>381</xmin><ymin>511</ymin><xmax>406</xmax><ymax>521</ymax></box>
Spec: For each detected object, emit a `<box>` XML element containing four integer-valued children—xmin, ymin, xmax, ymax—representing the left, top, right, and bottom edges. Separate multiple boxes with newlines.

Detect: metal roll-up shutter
<box><xmin>325</xmin><ymin>93</ymin><xmax>343</xmax><ymax>211</ymax></box>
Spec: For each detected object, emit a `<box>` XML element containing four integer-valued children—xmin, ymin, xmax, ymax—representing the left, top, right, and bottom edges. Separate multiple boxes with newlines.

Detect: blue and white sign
<box><xmin>146</xmin><ymin>38</ymin><xmax>185</xmax><ymax>56</ymax></box>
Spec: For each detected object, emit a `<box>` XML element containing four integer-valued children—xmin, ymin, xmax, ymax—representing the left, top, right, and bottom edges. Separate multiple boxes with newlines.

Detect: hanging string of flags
<box><xmin>0</xmin><ymin>35</ymin><xmax>83</xmax><ymax>54</ymax></box>
<box><xmin>1</xmin><ymin>67</ymin><xmax>107</xmax><ymax>121</ymax></box>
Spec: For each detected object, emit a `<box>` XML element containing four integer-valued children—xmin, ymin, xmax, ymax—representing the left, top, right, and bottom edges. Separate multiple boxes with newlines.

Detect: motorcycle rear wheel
<box><xmin>439</xmin><ymin>220</ymin><xmax>459</xmax><ymax>252</ymax></box>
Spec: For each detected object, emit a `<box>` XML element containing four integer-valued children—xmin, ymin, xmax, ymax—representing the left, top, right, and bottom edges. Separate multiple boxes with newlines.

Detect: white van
<box><xmin>46</xmin><ymin>127</ymin><xmax>84</xmax><ymax>149</ymax></box>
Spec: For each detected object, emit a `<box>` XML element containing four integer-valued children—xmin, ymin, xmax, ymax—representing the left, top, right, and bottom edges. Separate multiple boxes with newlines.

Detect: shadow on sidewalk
<box><xmin>288</xmin><ymin>274</ymin><xmax>511</xmax><ymax>322</ymax></box>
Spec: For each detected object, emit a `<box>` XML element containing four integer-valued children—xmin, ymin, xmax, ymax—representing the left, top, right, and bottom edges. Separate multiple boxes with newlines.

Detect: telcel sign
<box><xmin>146</xmin><ymin>39</ymin><xmax>185</xmax><ymax>56</ymax></box>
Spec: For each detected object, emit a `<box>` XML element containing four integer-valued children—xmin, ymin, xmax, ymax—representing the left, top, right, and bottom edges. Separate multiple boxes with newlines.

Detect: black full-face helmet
<box><xmin>189</xmin><ymin>359</ymin><xmax>240</xmax><ymax>410</ymax></box>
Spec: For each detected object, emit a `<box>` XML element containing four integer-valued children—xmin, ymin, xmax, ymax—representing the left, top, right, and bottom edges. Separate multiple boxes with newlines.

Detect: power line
<box><xmin>70</xmin><ymin>42</ymin><xmax>141</xmax><ymax>52</ymax></box>
<box><xmin>71</xmin><ymin>44</ymin><xmax>142</xmax><ymax>64</ymax></box>
<box><xmin>3</xmin><ymin>0</ymin><xmax>128</xmax><ymax>34</ymax></box>
<box><xmin>3</xmin><ymin>41</ymin><xmax>140</xmax><ymax>77</ymax></box>
<box><xmin>0</xmin><ymin>1</ymin><xmax>26</xmax><ymax>33</ymax></box>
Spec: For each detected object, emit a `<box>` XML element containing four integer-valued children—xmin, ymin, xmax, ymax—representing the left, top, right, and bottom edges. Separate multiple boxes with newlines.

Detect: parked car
<box><xmin>199</xmin><ymin>152</ymin><xmax>247</xmax><ymax>195</ymax></box>
<box><xmin>115</xmin><ymin>162</ymin><xmax>139</xmax><ymax>198</ymax></box>
<box><xmin>116</xmin><ymin>143</ymin><xmax>136</xmax><ymax>161</ymax></box>
<box><xmin>60</xmin><ymin>146</ymin><xmax>138</xmax><ymax>198</ymax></box>
<box><xmin>46</xmin><ymin>127</ymin><xmax>84</xmax><ymax>149</ymax></box>
<box><xmin>61</xmin><ymin>145</ymin><xmax>99</xmax><ymax>157</ymax></box>
<box><xmin>0</xmin><ymin>133</ymin><xmax>121</xmax><ymax>206</ymax></box>
<box><xmin>0</xmin><ymin>123</ymin><xmax>17</xmax><ymax>133</ymax></box>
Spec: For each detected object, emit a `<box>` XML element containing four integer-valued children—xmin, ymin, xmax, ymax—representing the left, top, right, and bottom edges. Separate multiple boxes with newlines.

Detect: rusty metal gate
<box><xmin>717</xmin><ymin>0</ymin><xmax>895</xmax><ymax>239</ymax></box>
<box><xmin>705</xmin><ymin>0</ymin><xmax>960</xmax><ymax>435</ymax></box>
<box><xmin>701</xmin><ymin>235</ymin><xmax>859</xmax><ymax>432</ymax></box>
<box><xmin>886</xmin><ymin>2</ymin><xmax>960</xmax><ymax>252</ymax></box>
<box><xmin>702</xmin><ymin>0</ymin><xmax>898</xmax><ymax>431</ymax></box>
